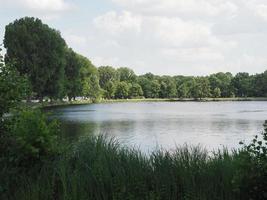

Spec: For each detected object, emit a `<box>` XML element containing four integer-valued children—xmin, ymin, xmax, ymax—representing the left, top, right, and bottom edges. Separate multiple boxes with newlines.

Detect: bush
<box><xmin>0</xmin><ymin>108</ymin><xmax>61</xmax><ymax>174</ymax></box>
<box><xmin>233</xmin><ymin>121</ymin><xmax>267</xmax><ymax>199</ymax></box>
<box><xmin>7</xmin><ymin>109</ymin><xmax>60</xmax><ymax>167</ymax></box>
<box><xmin>0</xmin><ymin>108</ymin><xmax>60</xmax><ymax>199</ymax></box>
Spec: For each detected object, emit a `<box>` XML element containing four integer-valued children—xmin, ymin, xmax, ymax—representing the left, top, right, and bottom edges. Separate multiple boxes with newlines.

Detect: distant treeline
<box><xmin>3</xmin><ymin>17</ymin><xmax>267</xmax><ymax>101</ymax></box>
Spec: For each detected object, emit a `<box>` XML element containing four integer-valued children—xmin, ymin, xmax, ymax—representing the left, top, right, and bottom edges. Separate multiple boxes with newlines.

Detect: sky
<box><xmin>1</xmin><ymin>0</ymin><xmax>267</xmax><ymax>76</ymax></box>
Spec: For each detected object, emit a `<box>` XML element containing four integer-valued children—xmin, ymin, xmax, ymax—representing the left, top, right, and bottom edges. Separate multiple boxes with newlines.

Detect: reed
<box><xmin>6</xmin><ymin>135</ymin><xmax>247</xmax><ymax>200</ymax></box>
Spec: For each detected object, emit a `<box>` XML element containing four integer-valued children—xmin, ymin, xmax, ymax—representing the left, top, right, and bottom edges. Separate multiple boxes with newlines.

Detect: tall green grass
<box><xmin>6</xmin><ymin>135</ymin><xmax>246</xmax><ymax>200</ymax></box>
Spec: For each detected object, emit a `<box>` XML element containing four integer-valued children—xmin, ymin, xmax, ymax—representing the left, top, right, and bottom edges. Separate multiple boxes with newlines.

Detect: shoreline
<box><xmin>27</xmin><ymin>97</ymin><xmax>267</xmax><ymax>109</ymax></box>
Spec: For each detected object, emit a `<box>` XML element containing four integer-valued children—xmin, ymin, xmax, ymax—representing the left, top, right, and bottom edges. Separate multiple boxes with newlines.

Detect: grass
<box><xmin>3</xmin><ymin>135</ymin><xmax>247</xmax><ymax>200</ymax></box>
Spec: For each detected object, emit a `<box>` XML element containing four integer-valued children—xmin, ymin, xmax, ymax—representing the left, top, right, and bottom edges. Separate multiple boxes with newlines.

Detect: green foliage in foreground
<box><xmin>1</xmin><ymin>122</ymin><xmax>266</xmax><ymax>200</ymax></box>
<box><xmin>0</xmin><ymin>109</ymin><xmax>61</xmax><ymax>197</ymax></box>
<box><xmin>0</xmin><ymin>48</ymin><xmax>30</xmax><ymax>117</ymax></box>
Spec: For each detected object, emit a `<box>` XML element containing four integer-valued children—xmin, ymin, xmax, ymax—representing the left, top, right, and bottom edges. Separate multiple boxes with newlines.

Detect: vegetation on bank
<box><xmin>40</xmin><ymin>97</ymin><xmax>267</xmax><ymax>108</ymax></box>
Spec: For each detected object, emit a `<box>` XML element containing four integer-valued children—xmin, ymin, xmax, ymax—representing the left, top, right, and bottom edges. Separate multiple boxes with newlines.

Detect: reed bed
<box><xmin>4</xmin><ymin>135</ymin><xmax>247</xmax><ymax>200</ymax></box>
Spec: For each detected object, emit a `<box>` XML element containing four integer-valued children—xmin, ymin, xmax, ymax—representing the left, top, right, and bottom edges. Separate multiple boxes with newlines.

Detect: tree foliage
<box><xmin>65</xmin><ymin>48</ymin><xmax>83</xmax><ymax>100</ymax></box>
<box><xmin>0</xmin><ymin>48</ymin><xmax>30</xmax><ymax>117</ymax></box>
<box><xmin>234</xmin><ymin>121</ymin><xmax>267</xmax><ymax>199</ymax></box>
<box><xmin>115</xmin><ymin>81</ymin><xmax>130</xmax><ymax>99</ymax></box>
<box><xmin>117</xmin><ymin>67</ymin><xmax>136</xmax><ymax>83</ymax></box>
<box><xmin>4</xmin><ymin>17</ymin><xmax>67</xmax><ymax>100</ymax></box>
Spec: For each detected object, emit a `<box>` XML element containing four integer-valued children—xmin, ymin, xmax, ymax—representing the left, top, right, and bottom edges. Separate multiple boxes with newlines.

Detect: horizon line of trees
<box><xmin>3</xmin><ymin>17</ymin><xmax>267</xmax><ymax>102</ymax></box>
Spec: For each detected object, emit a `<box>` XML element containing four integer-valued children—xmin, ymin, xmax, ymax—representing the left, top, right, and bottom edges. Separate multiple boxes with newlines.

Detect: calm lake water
<box><xmin>47</xmin><ymin>101</ymin><xmax>267</xmax><ymax>152</ymax></box>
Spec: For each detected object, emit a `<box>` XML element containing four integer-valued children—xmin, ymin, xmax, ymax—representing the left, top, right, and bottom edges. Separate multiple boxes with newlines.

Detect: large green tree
<box><xmin>98</xmin><ymin>66</ymin><xmax>119</xmax><ymax>99</ymax></box>
<box><xmin>65</xmin><ymin>48</ymin><xmax>83</xmax><ymax>100</ymax></box>
<box><xmin>79</xmin><ymin>55</ymin><xmax>101</xmax><ymax>101</ymax></box>
<box><xmin>4</xmin><ymin>17</ymin><xmax>67</xmax><ymax>100</ymax></box>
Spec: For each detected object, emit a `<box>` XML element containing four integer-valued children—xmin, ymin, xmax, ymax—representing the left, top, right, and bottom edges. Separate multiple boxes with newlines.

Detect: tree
<box><xmin>78</xmin><ymin>55</ymin><xmax>101</xmax><ymax>101</ymax></box>
<box><xmin>98</xmin><ymin>66</ymin><xmax>118</xmax><ymax>88</ymax></box>
<box><xmin>98</xmin><ymin>66</ymin><xmax>119</xmax><ymax>99</ymax></box>
<box><xmin>159</xmin><ymin>76</ymin><xmax>177</xmax><ymax>98</ymax></box>
<box><xmin>213</xmin><ymin>87</ymin><xmax>221</xmax><ymax>98</ymax></box>
<box><xmin>209</xmin><ymin>72</ymin><xmax>233</xmax><ymax>97</ymax></box>
<box><xmin>175</xmin><ymin>76</ymin><xmax>193</xmax><ymax>98</ymax></box>
<box><xmin>115</xmin><ymin>82</ymin><xmax>130</xmax><ymax>99</ymax></box>
<box><xmin>4</xmin><ymin>17</ymin><xmax>67</xmax><ymax>100</ymax></box>
<box><xmin>129</xmin><ymin>83</ymin><xmax>143</xmax><ymax>98</ymax></box>
<box><xmin>231</xmin><ymin>72</ymin><xmax>252</xmax><ymax>97</ymax></box>
<box><xmin>138</xmin><ymin>77</ymin><xmax>160</xmax><ymax>98</ymax></box>
<box><xmin>83</xmin><ymin>74</ymin><xmax>102</xmax><ymax>102</ymax></box>
<box><xmin>117</xmin><ymin>67</ymin><xmax>136</xmax><ymax>83</ymax></box>
<box><xmin>177</xmin><ymin>83</ymin><xmax>190</xmax><ymax>98</ymax></box>
<box><xmin>253</xmin><ymin>71</ymin><xmax>267</xmax><ymax>97</ymax></box>
<box><xmin>190</xmin><ymin>77</ymin><xmax>210</xmax><ymax>99</ymax></box>
<box><xmin>65</xmin><ymin>48</ymin><xmax>83</xmax><ymax>100</ymax></box>
<box><xmin>150</xmin><ymin>80</ymin><xmax>161</xmax><ymax>98</ymax></box>
<box><xmin>104</xmin><ymin>80</ymin><xmax>116</xmax><ymax>99</ymax></box>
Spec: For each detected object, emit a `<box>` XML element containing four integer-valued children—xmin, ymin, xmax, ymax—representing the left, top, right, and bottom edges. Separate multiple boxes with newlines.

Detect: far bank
<box><xmin>25</xmin><ymin>97</ymin><xmax>267</xmax><ymax>109</ymax></box>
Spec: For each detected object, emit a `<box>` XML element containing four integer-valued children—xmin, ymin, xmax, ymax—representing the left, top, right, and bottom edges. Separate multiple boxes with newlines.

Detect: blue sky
<box><xmin>1</xmin><ymin>0</ymin><xmax>267</xmax><ymax>76</ymax></box>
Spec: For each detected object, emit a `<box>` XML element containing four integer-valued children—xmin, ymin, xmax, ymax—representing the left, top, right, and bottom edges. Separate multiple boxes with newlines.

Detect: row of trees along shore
<box><xmin>3</xmin><ymin>17</ymin><xmax>267</xmax><ymax>102</ymax></box>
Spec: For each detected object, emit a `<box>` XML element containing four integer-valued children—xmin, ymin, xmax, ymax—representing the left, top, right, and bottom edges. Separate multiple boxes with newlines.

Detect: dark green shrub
<box><xmin>0</xmin><ymin>109</ymin><xmax>60</xmax><ymax>199</ymax></box>
<box><xmin>233</xmin><ymin>121</ymin><xmax>267</xmax><ymax>199</ymax></box>
<box><xmin>7</xmin><ymin>109</ymin><xmax>60</xmax><ymax>167</ymax></box>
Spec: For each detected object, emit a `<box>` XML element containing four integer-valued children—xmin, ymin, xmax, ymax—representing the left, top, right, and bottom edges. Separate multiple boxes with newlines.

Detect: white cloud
<box><xmin>93</xmin><ymin>11</ymin><xmax>142</xmax><ymax>35</ymax></box>
<box><xmin>161</xmin><ymin>47</ymin><xmax>224</xmax><ymax>62</ymax></box>
<box><xmin>64</xmin><ymin>34</ymin><xmax>88</xmax><ymax>47</ymax></box>
<box><xmin>91</xmin><ymin>56</ymin><xmax>120</xmax><ymax>67</ymax></box>
<box><xmin>112</xmin><ymin>0</ymin><xmax>238</xmax><ymax>18</ymax></box>
<box><xmin>93</xmin><ymin>11</ymin><xmax>223</xmax><ymax>48</ymax></box>
<box><xmin>23</xmin><ymin>0</ymin><xmax>72</xmax><ymax>12</ymax></box>
<box><xmin>148</xmin><ymin>16</ymin><xmax>218</xmax><ymax>48</ymax></box>
<box><xmin>0</xmin><ymin>0</ymin><xmax>74</xmax><ymax>12</ymax></box>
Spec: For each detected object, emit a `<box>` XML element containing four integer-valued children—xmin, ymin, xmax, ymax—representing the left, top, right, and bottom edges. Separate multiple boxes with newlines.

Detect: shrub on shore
<box><xmin>0</xmin><ymin>109</ymin><xmax>61</xmax><ymax>199</ymax></box>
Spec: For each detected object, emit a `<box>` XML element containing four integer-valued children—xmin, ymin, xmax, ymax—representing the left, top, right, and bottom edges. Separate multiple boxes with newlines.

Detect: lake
<box><xmin>47</xmin><ymin>101</ymin><xmax>267</xmax><ymax>153</ymax></box>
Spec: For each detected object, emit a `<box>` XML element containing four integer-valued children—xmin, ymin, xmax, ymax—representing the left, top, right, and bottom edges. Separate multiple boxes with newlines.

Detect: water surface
<box><xmin>47</xmin><ymin>101</ymin><xmax>267</xmax><ymax>152</ymax></box>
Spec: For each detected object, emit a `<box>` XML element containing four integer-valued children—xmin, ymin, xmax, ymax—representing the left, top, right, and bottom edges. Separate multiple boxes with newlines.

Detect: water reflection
<box><xmin>47</xmin><ymin>101</ymin><xmax>267</xmax><ymax>153</ymax></box>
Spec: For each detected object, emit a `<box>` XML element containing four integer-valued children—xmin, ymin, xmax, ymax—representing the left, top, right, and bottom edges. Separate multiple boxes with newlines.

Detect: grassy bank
<box><xmin>26</xmin><ymin>97</ymin><xmax>267</xmax><ymax>109</ymax></box>
<box><xmin>102</xmin><ymin>97</ymin><xmax>267</xmax><ymax>102</ymax></box>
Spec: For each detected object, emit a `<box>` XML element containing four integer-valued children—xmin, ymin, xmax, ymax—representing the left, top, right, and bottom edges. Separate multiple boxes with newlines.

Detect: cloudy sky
<box><xmin>1</xmin><ymin>0</ymin><xmax>267</xmax><ymax>76</ymax></box>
